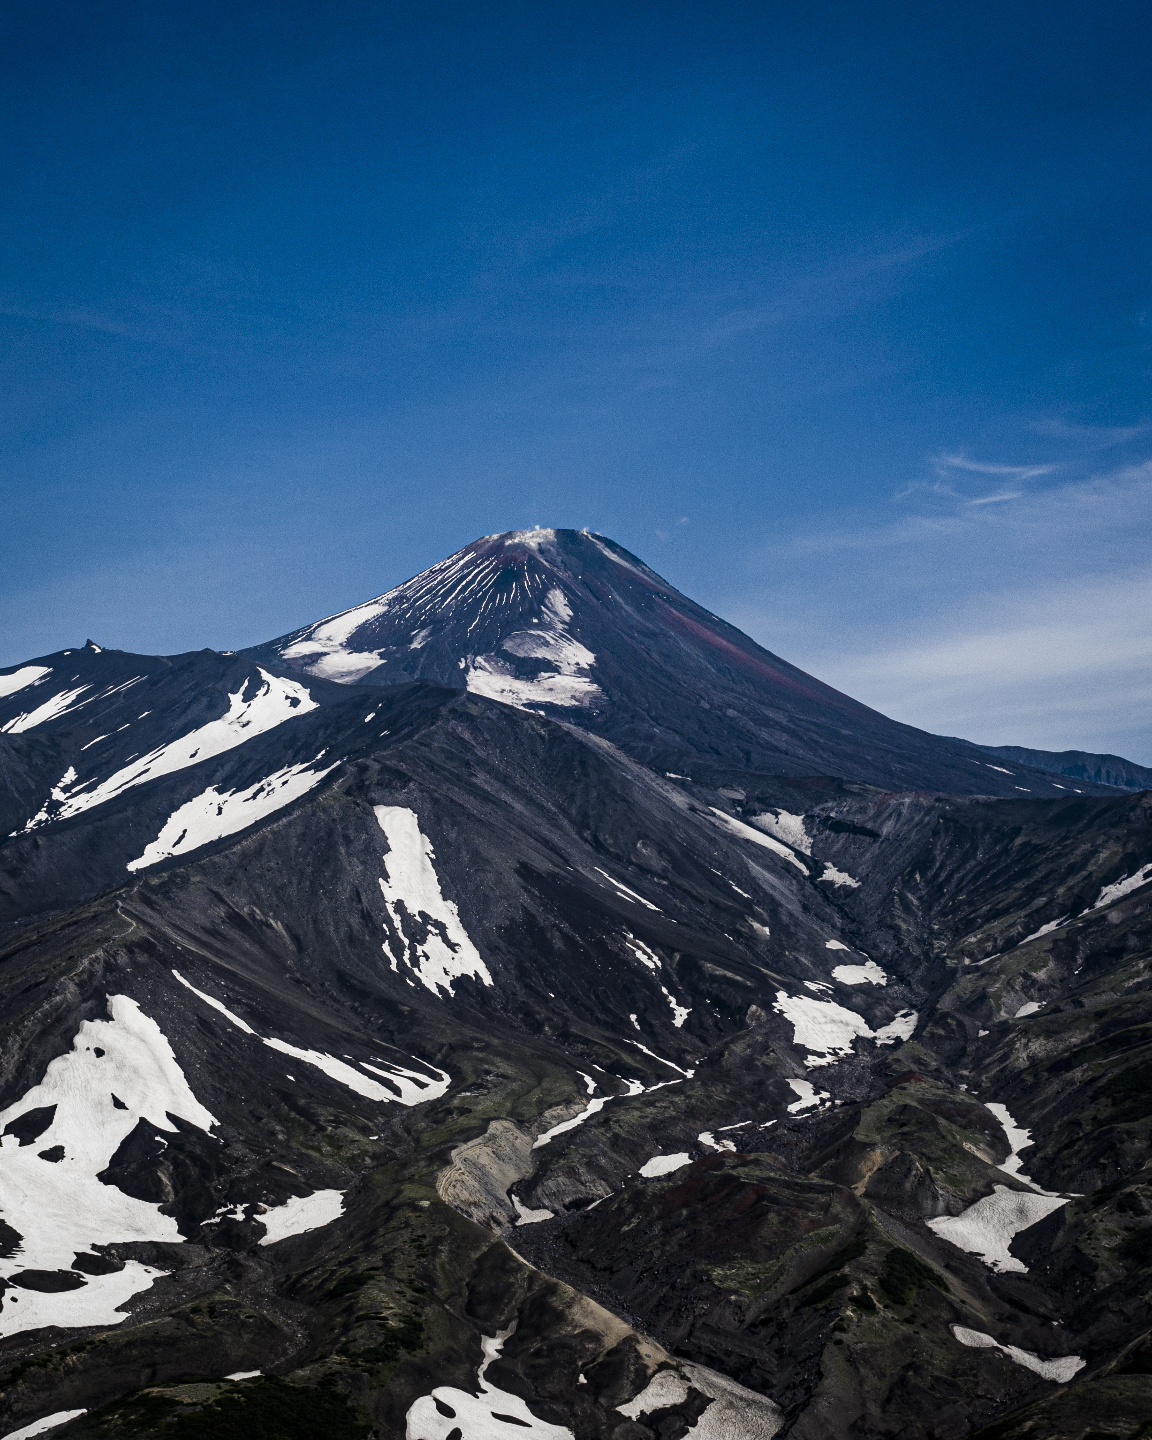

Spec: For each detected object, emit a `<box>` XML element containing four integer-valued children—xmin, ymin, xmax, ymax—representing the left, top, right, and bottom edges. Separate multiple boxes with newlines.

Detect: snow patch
<box><xmin>824</xmin><ymin>940</ymin><xmax>851</xmax><ymax>951</ymax></box>
<box><xmin>127</xmin><ymin>757</ymin><xmax>339</xmax><ymax>870</ymax></box>
<box><xmin>1015</xmin><ymin>917</ymin><xmax>1069</xmax><ymax>946</ymax></box>
<box><xmin>257</xmin><ymin>1189</ymin><xmax>345</xmax><ymax>1245</ymax></box>
<box><xmin>874</xmin><ymin>1010</ymin><xmax>918</xmax><ymax>1044</ymax></box>
<box><xmin>928</xmin><ymin>1101</ymin><xmax>1073</xmax><ymax>1272</ymax></box>
<box><xmin>512</xmin><ymin>1195</ymin><xmax>553</xmax><ymax>1225</ymax></box>
<box><xmin>772</xmin><ymin>992</ymin><xmax>873</xmax><ymax>1067</ymax></box>
<box><xmin>618</xmin><ymin>1360</ymin><xmax>783</xmax><ymax>1438</ymax></box>
<box><xmin>375</xmin><ymin>806</ymin><xmax>493</xmax><ymax>996</ymax></box>
<box><xmin>819</xmin><ymin>863</ymin><xmax>860</xmax><ymax>888</ymax></box>
<box><xmin>639</xmin><ymin>1153</ymin><xmax>690</xmax><ymax>1178</ymax></box>
<box><xmin>698</xmin><ymin>1131</ymin><xmax>736</xmax><ymax>1153</ymax></box>
<box><xmin>950</xmin><ymin>1326</ymin><xmax>1084</xmax><ymax>1383</ymax></box>
<box><xmin>1092</xmin><ymin>862</ymin><xmax>1152</xmax><ymax>910</ymax></box>
<box><xmin>709</xmin><ymin>809</ymin><xmax>808</xmax><ymax>872</ymax></box>
<box><xmin>786</xmin><ymin>1078</ymin><xmax>831</xmax><ymax>1113</ymax></box>
<box><xmin>928</xmin><ymin>1187</ymin><xmax>1067</xmax><ymax>1273</ymax></box>
<box><xmin>1014</xmin><ymin>1001</ymin><xmax>1044</xmax><ymax>1018</ymax></box>
<box><xmin>0</xmin><ymin>995</ymin><xmax>216</xmax><ymax>1337</ymax></box>
<box><xmin>749</xmin><ymin>809</ymin><xmax>811</xmax><ymax>854</ymax></box>
<box><xmin>831</xmin><ymin>960</ymin><xmax>887</xmax><ymax>986</ymax></box>
<box><xmin>406</xmin><ymin>1325</ymin><xmax>574</xmax><ymax>1440</ymax></box>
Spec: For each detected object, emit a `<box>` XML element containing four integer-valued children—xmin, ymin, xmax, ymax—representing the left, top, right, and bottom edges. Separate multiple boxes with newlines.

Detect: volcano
<box><xmin>0</xmin><ymin>531</ymin><xmax>1148</xmax><ymax>1440</ymax></box>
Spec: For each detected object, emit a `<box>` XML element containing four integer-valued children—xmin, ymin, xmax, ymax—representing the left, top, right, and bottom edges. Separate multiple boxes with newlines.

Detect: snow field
<box><xmin>280</xmin><ymin>596</ymin><xmax>393</xmax><ymax>682</ymax></box>
<box><xmin>374</xmin><ymin>806</ymin><xmax>493</xmax><ymax>996</ymax></box>
<box><xmin>466</xmin><ymin>588</ymin><xmax>601</xmax><ymax>711</ymax></box>
<box><xmin>127</xmin><ymin>756</ymin><xmax>339</xmax><ymax>870</ymax></box>
<box><xmin>819</xmin><ymin>863</ymin><xmax>860</xmax><ymax>888</ymax></box>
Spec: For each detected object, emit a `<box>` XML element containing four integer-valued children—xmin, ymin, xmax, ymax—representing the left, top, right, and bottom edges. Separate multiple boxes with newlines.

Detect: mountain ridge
<box><xmin>0</xmin><ymin>531</ymin><xmax>1148</xmax><ymax>1440</ymax></box>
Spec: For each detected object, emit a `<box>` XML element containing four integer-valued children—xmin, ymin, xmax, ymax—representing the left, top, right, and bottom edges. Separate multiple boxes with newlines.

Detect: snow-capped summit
<box><xmin>247</xmin><ymin>527</ymin><xmax>1083</xmax><ymax>798</ymax></box>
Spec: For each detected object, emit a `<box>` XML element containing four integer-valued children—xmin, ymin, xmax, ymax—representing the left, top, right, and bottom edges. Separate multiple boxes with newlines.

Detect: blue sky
<box><xmin>2</xmin><ymin>1</ymin><xmax>1150</xmax><ymax>761</ymax></box>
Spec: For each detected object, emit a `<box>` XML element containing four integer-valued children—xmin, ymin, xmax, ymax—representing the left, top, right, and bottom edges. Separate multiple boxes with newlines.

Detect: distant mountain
<box><xmin>971</xmin><ymin>742</ymin><xmax>1152</xmax><ymax>792</ymax></box>
<box><xmin>0</xmin><ymin>532</ymin><xmax>1149</xmax><ymax>1440</ymax></box>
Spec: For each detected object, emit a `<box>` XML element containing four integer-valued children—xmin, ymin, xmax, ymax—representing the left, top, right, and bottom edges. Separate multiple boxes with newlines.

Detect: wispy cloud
<box><xmin>933</xmin><ymin>453</ymin><xmax>1057</xmax><ymax>480</ymax></box>
<box><xmin>719</xmin><ymin>460</ymin><xmax>1152</xmax><ymax>763</ymax></box>
<box><xmin>1030</xmin><ymin>417</ymin><xmax>1148</xmax><ymax>449</ymax></box>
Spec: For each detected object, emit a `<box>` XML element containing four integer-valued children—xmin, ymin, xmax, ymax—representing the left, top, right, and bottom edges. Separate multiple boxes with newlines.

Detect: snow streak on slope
<box><xmin>19</xmin><ymin>671</ymin><xmax>317</xmax><ymax>832</ymax></box>
<box><xmin>0</xmin><ymin>666</ymin><xmax>52</xmax><ymax>700</ymax></box>
<box><xmin>374</xmin><ymin>806</ymin><xmax>493</xmax><ymax>997</ymax></box>
<box><xmin>1</xmin><ymin>1409</ymin><xmax>89</xmax><ymax>1439</ymax></box>
<box><xmin>280</xmin><ymin>597</ymin><xmax>393</xmax><ymax>681</ymax></box>
<box><xmin>1</xmin><ymin>686</ymin><xmax>90</xmax><ymax>734</ymax></box>
<box><xmin>171</xmin><ymin>970</ymin><xmax>450</xmax><ymax>1104</ymax></box>
<box><xmin>126</xmin><ymin>756</ymin><xmax>340</xmax><ymax>870</ymax></box>
<box><xmin>0</xmin><ymin>996</ymin><xmax>216</xmax><ymax>1336</ymax></box>
<box><xmin>709</xmin><ymin>808</ymin><xmax>808</xmax><ymax>872</ymax></box>
<box><xmin>624</xmin><ymin>933</ymin><xmax>691</xmax><ymax>1026</ymax></box>
<box><xmin>949</xmin><ymin>1326</ymin><xmax>1084</xmax><ymax>1383</ymax></box>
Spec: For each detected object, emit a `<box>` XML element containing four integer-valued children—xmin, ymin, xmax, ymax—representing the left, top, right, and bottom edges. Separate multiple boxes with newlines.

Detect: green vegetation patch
<box><xmin>877</xmin><ymin>1247</ymin><xmax>951</xmax><ymax>1306</ymax></box>
<box><xmin>341</xmin><ymin>1317</ymin><xmax>425</xmax><ymax>1369</ymax></box>
<box><xmin>84</xmin><ymin>1377</ymin><xmax>369</xmax><ymax>1440</ymax></box>
<box><xmin>789</xmin><ymin>1234</ymin><xmax>868</xmax><ymax>1295</ymax></box>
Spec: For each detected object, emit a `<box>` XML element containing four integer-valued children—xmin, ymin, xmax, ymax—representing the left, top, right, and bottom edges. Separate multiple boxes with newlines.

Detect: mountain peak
<box><xmin>243</xmin><ymin>531</ymin><xmax>1095</xmax><ymax>800</ymax></box>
